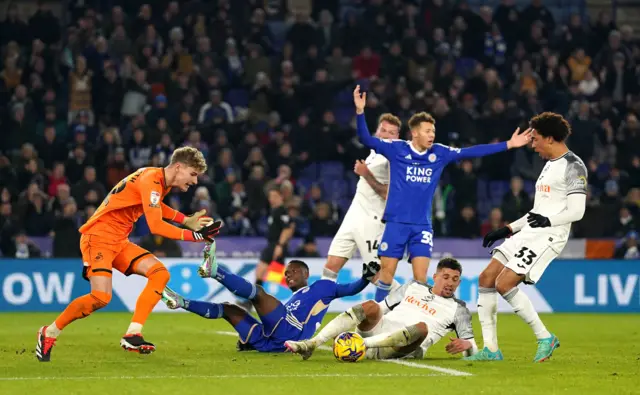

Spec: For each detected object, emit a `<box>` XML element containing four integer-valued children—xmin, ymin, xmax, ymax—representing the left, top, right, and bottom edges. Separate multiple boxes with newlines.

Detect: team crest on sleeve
<box><xmin>428</xmin><ymin>153</ymin><xmax>437</xmax><ymax>162</ymax></box>
<box><xmin>149</xmin><ymin>191</ymin><xmax>161</xmax><ymax>207</ymax></box>
<box><xmin>380</xmin><ymin>242</ymin><xmax>388</xmax><ymax>251</ymax></box>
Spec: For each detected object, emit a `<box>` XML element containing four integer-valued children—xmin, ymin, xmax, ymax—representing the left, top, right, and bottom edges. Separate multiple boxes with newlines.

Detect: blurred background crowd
<box><xmin>0</xmin><ymin>0</ymin><xmax>638</xmax><ymax>258</ymax></box>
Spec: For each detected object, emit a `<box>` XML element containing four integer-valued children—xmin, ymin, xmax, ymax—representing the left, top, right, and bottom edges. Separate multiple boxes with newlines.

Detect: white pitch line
<box><xmin>0</xmin><ymin>373</ymin><xmax>439</xmax><ymax>382</ymax></box>
<box><xmin>213</xmin><ymin>331</ymin><xmax>472</xmax><ymax>377</ymax></box>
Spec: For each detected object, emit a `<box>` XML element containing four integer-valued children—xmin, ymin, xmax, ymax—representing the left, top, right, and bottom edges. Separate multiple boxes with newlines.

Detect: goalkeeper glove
<box><xmin>362</xmin><ymin>261</ymin><xmax>381</xmax><ymax>282</ymax></box>
<box><xmin>183</xmin><ymin>209</ymin><xmax>212</xmax><ymax>231</ymax></box>
<box><xmin>190</xmin><ymin>220</ymin><xmax>223</xmax><ymax>242</ymax></box>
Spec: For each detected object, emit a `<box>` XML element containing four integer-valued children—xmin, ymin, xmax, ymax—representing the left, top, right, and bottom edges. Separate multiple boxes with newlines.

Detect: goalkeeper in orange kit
<box><xmin>36</xmin><ymin>147</ymin><xmax>223</xmax><ymax>362</ymax></box>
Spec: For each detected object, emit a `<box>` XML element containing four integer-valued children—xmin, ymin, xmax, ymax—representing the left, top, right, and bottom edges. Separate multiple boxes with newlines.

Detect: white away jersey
<box><xmin>382</xmin><ymin>282</ymin><xmax>474</xmax><ymax>349</ymax></box>
<box><xmin>521</xmin><ymin>151</ymin><xmax>588</xmax><ymax>241</ymax></box>
<box><xmin>352</xmin><ymin>150</ymin><xmax>389</xmax><ymax>216</ymax></box>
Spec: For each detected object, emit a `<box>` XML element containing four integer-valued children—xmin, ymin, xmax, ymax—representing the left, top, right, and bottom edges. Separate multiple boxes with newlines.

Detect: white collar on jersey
<box><xmin>407</xmin><ymin>141</ymin><xmax>429</xmax><ymax>156</ymax></box>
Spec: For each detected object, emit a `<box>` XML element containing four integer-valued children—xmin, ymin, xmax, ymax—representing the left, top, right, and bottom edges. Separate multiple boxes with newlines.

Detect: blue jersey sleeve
<box><xmin>438</xmin><ymin>142</ymin><xmax>508</xmax><ymax>164</ymax></box>
<box><xmin>312</xmin><ymin>278</ymin><xmax>368</xmax><ymax>303</ymax></box>
<box><xmin>334</xmin><ymin>278</ymin><xmax>368</xmax><ymax>298</ymax></box>
<box><xmin>356</xmin><ymin>114</ymin><xmax>400</xmax><ymax>158</ymax></box>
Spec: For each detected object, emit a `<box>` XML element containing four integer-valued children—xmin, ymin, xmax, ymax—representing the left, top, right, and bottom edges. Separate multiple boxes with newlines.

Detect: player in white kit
<box><xmin>321</xmin><ymin>114</ymin><xmax>401</xmax><ymax>281</ymax></box>
<box><xmin>465</xmin><ymin>112</ymin><xmax>587</xmax><ymax>362</ymax></box>
<box><xmin>286</xmin><ymin>258</ymin><xmax>479</xmax><ymax>360</ymax></box>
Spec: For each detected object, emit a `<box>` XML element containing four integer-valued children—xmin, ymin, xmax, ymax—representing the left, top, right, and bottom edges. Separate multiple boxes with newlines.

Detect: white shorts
<box><xmin>357</xmin><ymin>315</ymin><xmax>424</xmax><ymax>360</ymax></box>
<box><xmin>492</xmin><ymin>231</ymin><xmax>566</xmax><ymax>284</ymax></box>
<box><xmin>327</xmin><ymin>207</ymin><xmax>385</xmax><ymax>264</ymax></box>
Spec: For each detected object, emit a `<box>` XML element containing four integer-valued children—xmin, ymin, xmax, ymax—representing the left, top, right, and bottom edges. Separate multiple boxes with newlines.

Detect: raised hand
<box><xmin>362</xmin><ymin>261</ymin><xmax>381</xmax><ymax>282</ymax></box>
<box><xmin>507</xmin><ymin>127</ymin><xmax>533</xmax><ymax>149</ymax></box>
<box><xmin>183</xmin><ymin>209</ymin><xmax>213</xmax><ymax>231</ymax></box>
<box><xmin>353</xmin><ymin>85</ymin><xmax>367</xmax><ymax>114</ymax></box>
<box><xmin>192</xmin><ymin>219</ymin><xmax>224</xmax><ymax>242</ymax></box>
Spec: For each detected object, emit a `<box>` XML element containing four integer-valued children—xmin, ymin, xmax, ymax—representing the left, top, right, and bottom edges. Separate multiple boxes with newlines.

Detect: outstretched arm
<box><xmin>334</xmin><ymin>261</ymin><xmax>381</xmax><ymax>298</ymax></box>
<box><xmin>445</xmin><ymin>127</ymin><xmax>532</xmax><ymax>162</ymax></box>
<box><xmin>354</xmin><ymin>86</ymin><xmax>397</xmax><ymax>158</ymax></box>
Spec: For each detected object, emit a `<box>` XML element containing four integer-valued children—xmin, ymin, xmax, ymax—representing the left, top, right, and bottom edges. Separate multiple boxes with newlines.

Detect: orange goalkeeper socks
<box><xmin>131</xmin><ymin>263</ymin><xmax>170</xmax><ymax>327</ymax></box>
<box><xmin>54</xmin><ymin>290</ymin><xmax>112</xmax><ymax>331</ymax></box>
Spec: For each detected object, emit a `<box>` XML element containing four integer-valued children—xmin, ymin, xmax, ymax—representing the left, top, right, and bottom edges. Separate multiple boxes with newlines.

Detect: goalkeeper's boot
<box><xmin>462</xmin><ymin>346</ymin><xmax>504</xmax><ymax>361</ymax></box>
<box><xmin>161</xmin><ymin>286</ymin><xmax>186</xmax><ymax>310</ymax></box>
<box><xmin>198</xmin><ymin>241</ymin><xmax>218</xmax><ymax>278</ymax></box>
<box><xmin>533</xmin><ymin>333</ymin><xmax>560</xmax><ymax>362</ymax></box>
<box><xmin>284</xmin><ymin>340</ymin><xmax>316</xmax><ymax>360</ymax></box>
<box><xmin>120</xmin><ymin>334</ymin><xmax>156</xmax><ymax>354</ymax></box>
<box><xmin>35</xmin><ymin>326</ymin><xmax>57</xmax><ymax>362</ymax></box>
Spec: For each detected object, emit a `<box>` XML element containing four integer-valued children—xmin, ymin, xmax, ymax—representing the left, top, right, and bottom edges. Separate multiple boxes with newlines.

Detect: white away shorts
<box><xmin>327</xmin><ymin>209</ymin><xmax>385</xmax><ymax>264</ymax></box>
<box><xmin>492</xmin><ymin>231</ymin><xmax>566</xmax><ymax>284</ymax></box>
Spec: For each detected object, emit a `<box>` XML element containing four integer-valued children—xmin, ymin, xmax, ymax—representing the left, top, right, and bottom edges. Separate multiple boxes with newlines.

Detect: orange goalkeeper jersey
<box><xmin>80</xmin><ymin>167</ymin><xmax>187</xmax><ymax>242</ymax></box>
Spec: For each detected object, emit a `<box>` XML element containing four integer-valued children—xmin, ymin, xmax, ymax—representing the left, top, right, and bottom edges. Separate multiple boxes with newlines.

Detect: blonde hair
<box><xmin>378</xmin><ymin>113</ymin><xmax>402</xmax><ymax>128</ymax></box>
<box><xmin>170</xmin><ymin>146</ymin><xmax>207</xmax><ymax>172</ymax></box>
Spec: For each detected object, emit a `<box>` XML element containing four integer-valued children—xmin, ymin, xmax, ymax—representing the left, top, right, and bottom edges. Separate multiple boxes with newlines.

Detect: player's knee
<box><xmin>90</xmin><ymin>290</ymin><xmax>112</xmax><ymax>310</ymax></box>
<box><xmin>148</xmin><ymin>264</ymin><xmax>170</xmax><ymax>287</ymax></box>
<box><xmin>495</xmin><ymin>280</ymin><xmax>512</xmax><ymax>296</ymax></box>
<box><xmin>360</xmin><ymin>300</ymin><xmax>380</xmax><ymax>319</ymax></box>
<box><xmin>415</xmin><ymin>322</ymin><xmax>429</xmax><ymax>338</ymax></box>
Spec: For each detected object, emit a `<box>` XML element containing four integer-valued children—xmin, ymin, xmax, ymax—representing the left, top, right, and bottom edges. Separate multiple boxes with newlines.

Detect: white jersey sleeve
<box><xmin>450</xmin><ymin>300</ymin><xmax>474</xmax><ymax>340</ymax></box>
<box><xmin>564</xmin><ymin>155</ymin><xmax>588</xmax><ymax>196</ymax></box>
<box><xmin>353</xmin><ymin>150</ymin><xmax>389</xmax><ymax>216</ymax></box>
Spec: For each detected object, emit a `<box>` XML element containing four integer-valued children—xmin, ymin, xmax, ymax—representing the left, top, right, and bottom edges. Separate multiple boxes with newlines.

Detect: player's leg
<box><xmin>323</xmin><ymin>218</ymin><xmax>357</xmax><ymax>280</ymax></box>
<box><xmin>362</xmin><ymin>322</ymin><xmax>428</xmax><ymax>360</ymax></box>
<box><xmin>375</xmin><ymin>222</ymin><xmax>408</xmax><ymax>301</ymax></box>
<box><xmin>406</xmin><ymin>225</ymin><xmax>435</xmax><ymax>283</ymax></box>
<box><xmin>36</xmin><ymin>236</ymin><xmax>118</xmax><ymax>362</ymax></box>
<box><xmin>285</xmin><ymin>300</ymin><xmax>382</xmax><ymax>360</ymax></box>
<box><xmin>496</xmin><ymin>245</ymin><xmax>560</xmax><ymax>362</ymax></box>
<box><xmin>114</xmin><ymin>244</ymin><xmax>170</xmax><ymax>353</ymax></box>
<box><xmin>477</xmin><ymin>257</ymin><xmax>505</xmax><ymax>353</ymax></box>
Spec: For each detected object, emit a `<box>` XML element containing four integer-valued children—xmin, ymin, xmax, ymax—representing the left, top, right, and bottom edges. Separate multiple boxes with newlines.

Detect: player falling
<box><xmin>465</xmin><ymin>112</ymin><xmax>586</xmax><ymax>362</ymax></box>
<box><xmin>36</xmin><ymin>147</ymin><xmax>222</xmax><ymax>362</ymax></box>
<box><xmin>352</xmin><ymin>85</ymin><xmax>532</xmax><ymax>301</ymax></box>
<box><xmin>322</xmin><ymin>113</ymin><xmax>400</xmax><ymax>281</ymax></box>
<box><xmin>286</xmin><ymin>258</ymin><xmax>478</xmax><ymax>360</ymax></box>
<box><xmin>161</xmin><ymin>242</ymin><xmax>381</xmax><ymax>352</ymax></box>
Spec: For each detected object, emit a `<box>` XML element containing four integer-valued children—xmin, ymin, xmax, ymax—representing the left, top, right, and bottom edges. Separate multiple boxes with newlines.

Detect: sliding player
<box><xmin>352</xmin><ymin>85</ymin><xmax>532</xmax><ymax>301</ymax></box>
<box><xmin>286</xmin><ymin>258</ymin><xmax>478</xmax><ymax>360</ymax></box>
<box><xmin>161</xmin><ymin>243</ymin><xmax>380</xmax><ymax>352</ymax></box>
<box><xmin>322</xmin><ymin>113</ymin><xmax>400</xmax><ymax>281</ymax></box>
<box><xmin>36</xmin><ymin>147</ymin><xmax>222</xmax><ymax>362</ymax></box>
<box><xmin>466</xmin><ymin>112</ymin><xmax>586</xmax><ymax>362</ymax></box>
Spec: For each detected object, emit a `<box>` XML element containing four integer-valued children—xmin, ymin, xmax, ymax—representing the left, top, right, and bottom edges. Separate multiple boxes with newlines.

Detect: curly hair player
<box><xmin>465</xmin><ymin>112</ymin><xmax>587</xmax><ymax>362</ymax></box>
<box><xmin>36</xmin><ymin>147</ymin><xmax>223</xmax><ymax>361</ymax></box>
<box><xmin>161</xmin><ymin>243</ymin><xmax>381</xmax><ymax>353</ymax></box>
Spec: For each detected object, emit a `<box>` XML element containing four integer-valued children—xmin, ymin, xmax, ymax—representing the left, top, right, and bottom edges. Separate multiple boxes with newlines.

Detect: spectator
<box><xmin>481</xmin><ymin>207</ymin><xmax>506</xmax><ymax>237</ymax></box>
<box><xmin>52</xmin><ymin>201</ymin><xmax>81</xmax><ymax>257</ymax></box>
<box><xmin>501</xmin><ymin>176</ymin><xmax>533</xmax><ymax>222</ymax></box>
<box><xmin>139</xmin><ymin>234</ymin><xmax>182</xmax><ymax>257</ymax></box>
<box><xmin>295</xmin><ymin>235</ymin><xmax>321</xmax><ymax>258</ymax></box>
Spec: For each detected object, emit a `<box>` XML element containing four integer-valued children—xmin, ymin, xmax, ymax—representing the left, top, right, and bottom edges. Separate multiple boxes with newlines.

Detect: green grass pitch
<box><xmin>1</xmin><ymin>312</ymin><xmax>639</xmax><ymax>395</ymax></box>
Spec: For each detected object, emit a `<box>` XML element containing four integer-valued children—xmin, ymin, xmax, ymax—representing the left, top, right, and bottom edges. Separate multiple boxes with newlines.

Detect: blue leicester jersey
<box><xmin>283</xmin><ymin>279</ymin><xmax>365</xmax><ymax>340</ymax></box>
<box><xmin>356</xmin><ymin>114</ymin><xmax>508</xmax><ymax>225</ymax></box>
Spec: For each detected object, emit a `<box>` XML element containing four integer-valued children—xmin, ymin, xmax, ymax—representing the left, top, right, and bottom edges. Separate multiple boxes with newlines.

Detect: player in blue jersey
<box><xmin>352</xmin><ymin>85</ymin><xmax>532</xmax><ymax>301</ymax></box>
<box><xmin>161</xmin><ymin>242</ymin><xmax>380</xmax><ymax>352</ymax></box>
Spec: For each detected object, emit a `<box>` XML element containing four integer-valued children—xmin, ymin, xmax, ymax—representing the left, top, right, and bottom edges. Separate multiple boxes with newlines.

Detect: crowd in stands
<box><xmin>0</xmin><ymin>0</ymin><xmax>638</xmax><ymax>258</ymax></box>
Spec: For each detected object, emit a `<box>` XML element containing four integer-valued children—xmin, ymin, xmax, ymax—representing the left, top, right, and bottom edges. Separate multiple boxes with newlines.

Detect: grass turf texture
<box><xmin>1</xmin><ymin>313</ymin><xmax>639</xmax><ymax>395</ymax></box>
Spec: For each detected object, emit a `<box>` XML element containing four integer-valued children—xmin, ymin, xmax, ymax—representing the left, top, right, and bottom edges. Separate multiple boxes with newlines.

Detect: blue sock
<box><xmin>184</xmin><ymin>300</ymin><xmax>223</xmax><ymax>319</ymax></box>
<box><xmin>374</xmin><ymin>280</ymin><xmax>392</xmax><ymax>302</ymax></box>
<box><xmin>215</xmin><ymin>266</ymin><xmax>258</xmax><ymax>300</ymax></box>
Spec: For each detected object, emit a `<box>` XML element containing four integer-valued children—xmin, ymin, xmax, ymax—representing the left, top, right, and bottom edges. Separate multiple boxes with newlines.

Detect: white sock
<box><xmin>503</xmin><ymin>287</ymin><xmax>551</xmax><ymax>340</ymax></box>
<box><xmin>363</xmin><ymin>324</ymin><xmax>423</xmax><ymax>349</ymax></box>
<box><xmin>45</xmin><ymin>322</ymin><xmax>61</xmax><ymax>338</ymax></box>
<box><xmin>126</xmin><ymin>322</ymin><xmax>143</xmax><ymax>335</ymax></box>
<box><xmin>477</xmin><ymin>287</ymin><xmax>499</xmax><ymax>352</ymax></box>
<box><xmin>321</xmin><ymin>267</ymin><xmax>338</xmax><ymax>281</ymax></box>
<box><xmin>310</xmin><ymin>306</ymin><xmax>365</xmax><ymax>346</ymax></box>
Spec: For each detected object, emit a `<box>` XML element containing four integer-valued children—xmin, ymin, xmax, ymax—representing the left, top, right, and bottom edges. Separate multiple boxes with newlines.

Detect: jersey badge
<box><xmin>149</xmin><ymin>191</ymin><xmax>161</xmax><ymax>207</ymax></box>
<box><xmin>428</xmin><ymin>153</ymin><xmax>437</xmax><ymax>163</ymax></box>
<box><xmin>380</xmin><ymin>242</ymin><xmax>388</xmax><ymax>251</ymax></box>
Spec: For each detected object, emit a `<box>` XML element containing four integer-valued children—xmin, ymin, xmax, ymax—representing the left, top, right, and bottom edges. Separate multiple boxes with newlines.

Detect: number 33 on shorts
<box><xmin>514</xmin><ymin>246</ymin><xmax>537</xmax><ymax>269</ymax></box>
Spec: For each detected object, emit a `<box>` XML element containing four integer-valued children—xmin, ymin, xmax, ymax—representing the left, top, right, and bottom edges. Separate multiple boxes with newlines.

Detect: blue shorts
<box><xmin>378</xmin><ymin>222</ymin><xmax>434</xmax><ymax>260</ymax></box>
<box><xmin>234</xmin><ymin>304</ymin><xmax>301</xmax><ymax>352</ymax></box>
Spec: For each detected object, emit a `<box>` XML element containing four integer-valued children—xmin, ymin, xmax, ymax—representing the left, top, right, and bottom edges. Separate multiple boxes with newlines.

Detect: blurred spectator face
<box><xmin>279</xmin><ymin>143</ymin><xmax>292</xmax><ymax>158</ymax></box>
<box><xmin>113</xmin><ymin>25</ymin><xmax>125</xmax><ymax>39</ymax></box>
<box><xmin>491</xmin><ymin>98</ymin><xmax>505</xmax><ymax>114</ymax></box>
<box><xmin>188</xmin><ymin>130</ymin><xmax>201</xmax><ymax>145</ymax></box>
<box><xmin>194</xmin><ymin>186</ymin><xmax>210</xmax><ymax>201</ymax></box>
<box><xmin>281</xmin><ymin>181</ymin><xmax>294</xmax><ymax>199</ymax></box>
<box><xmin>490</xmin><ymin>208</ymin><xmax>503</xmax><ymax>223</ymax></box>
<box><xmin>248</xmin><ymin>147</ymin><xmax>263</xmax><ymax>162</ymax></box>
<box><xmin>140</xmin><ymin>4</ymin><xmax>152</xmax><ymax>19</ymax></box>
<box><xmin>250</xmin><ymin>165</ymin><xmax>265</xmax><ymax>180</ymax></box>
<box><xmin>278</xmin><ymin>165</ymin><xmax>292</xmax><ymax>180</ymax></box>
<box><xmin>114</xmin><ymin>150</ymin><xmax>125</xmax><ymax>163</ymax></box>
<box><xmin>219</xmin><ymin>149</ymin><xmax>233</xmax><ymax>167</ymax></box>
<box><xmin>232</xmin><ymin>182</ymin><xmax>244</xmax><ymax>194</ymax></box>
<box><xmin>461</xmin><ymin>160</ymin><xmax>473</xmax><ymax>174</ymax></box>
<box><xmin>434</xmin><ymin>98</ymin><xmax>449</xmax><ymax>116</ymax></box>
<box><xmin>56</xmin><ymin>184</ymin><xmax>71</xmax><ymax>201</ymax></box>
<box><xmin>22</xmin><ymin>144</ymin><xmax>36</xmax><ymax>159</ymax></box>
<box><xmin>64</xmin><ymin>201</ymin><xmax>78</xmax><ymax>217</ymax></box>
<box><xmin>44</xmin><ymin>126</ymin><xmax>56</xmax><ymax>142</ymax></box>
<box><xmin>225</xmin><ymin>170</ymin><xmax>237</xmax><ymax>184</ymax></box>
<box><xmin>134</xmin><ymin>129</ymin><xmax>145</xmax><ymax>144</ymax></box>
<box><xmin>268</xmin><ymin>189</ymin><xmax>283</xmax><ymax>207</ymax></box>
<box><xmin>322</xmin><ymin>111</ymin><xmax>335</xmax><ymax>124</ymax></box>
<box><xmin>310</xmin><ymin>185</ymin><xmax>322</xmax><ymax>200</ymax></box>
<box><xmin>461</xmin><ymin>206</ymin><xmax>475</xmax><ymax>221</ymax></box>
<box><xmin>159</xmin><ymin>133</ymin><xmax>171</xmax><ymax>147</ymax></box>
<box><xmin>245</xmin><ymin>132</ymin><xmax>258</xmax><ymax>146</ymax></box>
<box><xmin>53</xmin><ymin>163</ymin><xmax>65</xmax><ymax>178</ymax></box>
<box><xmin>626</xmin><ymin>114</ymin><xmax>639</xmax><ymax>130</ymax></box>
<box><xmin>609</xmin><ymin>31</ymin><xmax>621</xmax><ymax>49</ymax></box>
<box><xmin>315</xmin><ymin>203</ymin><xmax>331</xmax><ymax>220</ymax></box>
<box><xmin>315</xmin><ymin>69</ymin><xmax>328</xmax><ymax>82</ymax></box>
<box><xmin>361</xmin><ymin>47</ymin><xmax>373</xmax><ymax>59</ymax></box>
<box><xmin>85</xmin><ymin>205</ymin><xmax>96</xmax><ymax>218</ymax></box>
<box><xmin>1</xmin><ymin>202</ymin><xmax>11</xmax><ymax>217</ymax></box>
<box><xmin>13</xmin><ymin>106</ymin><xmax>25</xmax><ymax>122</ymax></box>
<box><xmin>84</xmin><ymin>167</ymin><xmax>96</xmax><ymax>182</ymax></box>
<box><xmin>157</xmin><ymin>118</ymin><xmax>168</xmax><ymax>131</ymax></box>
<box><xmin>433</xmin><ymin>28</ymin><xmax>445</xmax><ymax>42</ymax></box>
<box><xmin>511</xmin><ymin>176</ymin><xmax>523</xmax><ymax>193</ymax></box>
<box><xmin>453</xmin><ymin>16</ymin><xmax>466</xmax><ymax>31</ymax></box>
<box><xmin>26</xmin><ymin>159</ymin><xmax>38</xmax><ymax>174</ymax></box>
<box><xmin>1</xmin><ymin>188</ymin><xmax>10</xmax><ymax>203</ymax></box>
<box><xmin>15</xmin><ymin>85</ymin><xmax>27</xmax><ymax>100</ymax></box>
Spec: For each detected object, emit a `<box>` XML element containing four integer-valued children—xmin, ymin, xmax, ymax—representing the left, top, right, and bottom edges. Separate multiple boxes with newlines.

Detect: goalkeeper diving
<box><xmin>286</xmin><ymin>258</ymin><xmax>478</xmax><ymax>360</ymax></box>
<box><xmin>162</xmin><ymin>242</ymin><xmax>380</xmax><ymax>352</ymax></box>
